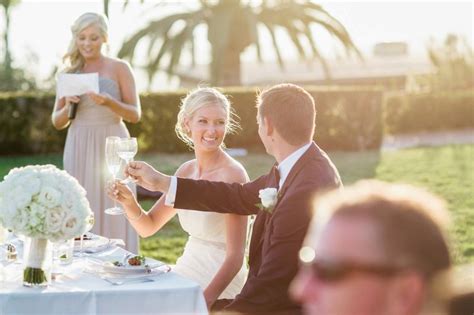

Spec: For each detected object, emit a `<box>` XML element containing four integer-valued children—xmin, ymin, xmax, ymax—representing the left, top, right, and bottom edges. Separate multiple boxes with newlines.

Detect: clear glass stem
<box><xmin>79</xmin><ymin>233</ymin><xmax>85</xmax><ymax>271</ymax></box>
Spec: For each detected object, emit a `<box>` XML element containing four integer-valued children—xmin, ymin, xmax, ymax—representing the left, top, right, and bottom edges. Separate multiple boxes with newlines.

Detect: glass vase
<box><xmin>23</xmin><ymin>237</ymin><xmax>52</xmax><ymax>287</ymax></box>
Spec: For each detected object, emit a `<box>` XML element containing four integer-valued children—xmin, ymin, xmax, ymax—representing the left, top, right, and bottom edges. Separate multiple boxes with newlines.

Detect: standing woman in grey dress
<box><xmin>51</xmin><ymin>12</ymin><xmax>141</xmax><ymax>253</ymax></box>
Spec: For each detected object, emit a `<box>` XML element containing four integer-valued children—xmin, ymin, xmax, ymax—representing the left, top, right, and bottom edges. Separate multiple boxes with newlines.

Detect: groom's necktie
<box><xmin>272</xmin><ymin>165</ymin><xmax>280</xmax><ymax>190</ymax></box>
<box><xmin>273</xmin><ymin>165</ymin><xmax>280</xmax><ymax>190</ymax></box>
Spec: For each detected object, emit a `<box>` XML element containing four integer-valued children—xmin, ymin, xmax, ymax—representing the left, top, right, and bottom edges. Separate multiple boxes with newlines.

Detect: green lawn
<box><xmin>0</xmin><ymin>144</ymin><xmax>472</xmax><ymax>264</ymax></box>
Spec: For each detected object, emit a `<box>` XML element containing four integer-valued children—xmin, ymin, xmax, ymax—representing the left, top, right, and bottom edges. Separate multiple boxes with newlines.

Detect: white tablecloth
<box><xmin>0</xmin><ymin>243</ymin><xmax>207</xmax><ymax>315</ymax></box>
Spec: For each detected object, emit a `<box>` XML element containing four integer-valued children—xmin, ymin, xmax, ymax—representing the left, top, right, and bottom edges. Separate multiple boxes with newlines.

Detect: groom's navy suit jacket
<box><xmin>175</xmin><ymin>142</ymin><xmax>342</xmax><ymax>314</ymax></box>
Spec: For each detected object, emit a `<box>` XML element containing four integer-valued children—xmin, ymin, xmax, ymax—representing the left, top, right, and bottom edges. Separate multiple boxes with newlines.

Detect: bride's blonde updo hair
<box><xmin>175</xmin><ymin>87</ymin><xmax>239</xmax><ymax>149</ymax></box>
<box><xmin>63</xmin><ymin>12</ymin><xmax>109</xmax><ymax>73</ymax></box>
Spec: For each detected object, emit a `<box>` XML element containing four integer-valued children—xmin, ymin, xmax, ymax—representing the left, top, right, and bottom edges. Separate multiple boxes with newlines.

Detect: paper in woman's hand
<box><xmin>57</xmin><ymin>73</ymin><xmax>100</xmax><ymax>98</ymax></box>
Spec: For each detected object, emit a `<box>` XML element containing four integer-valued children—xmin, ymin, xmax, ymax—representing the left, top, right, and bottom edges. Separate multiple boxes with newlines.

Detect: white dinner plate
<box><xmin>74</xmin><ymin>234</ymin><xmax>110</xmax><ymax>252</ymax></box>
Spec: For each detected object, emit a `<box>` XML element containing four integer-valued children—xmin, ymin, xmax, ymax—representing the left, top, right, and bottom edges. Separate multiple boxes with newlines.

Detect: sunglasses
<box><xmin>298</xmin><ymin>246</ymin><xmax>403</xmax><ymax>283</ymax></box>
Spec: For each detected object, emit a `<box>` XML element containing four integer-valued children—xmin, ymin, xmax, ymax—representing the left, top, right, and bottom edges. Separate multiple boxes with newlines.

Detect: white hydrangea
<box><xmin>0</xmin><ymin>164</ymin><xmax>92</xmax><ymax>241</ymax></box>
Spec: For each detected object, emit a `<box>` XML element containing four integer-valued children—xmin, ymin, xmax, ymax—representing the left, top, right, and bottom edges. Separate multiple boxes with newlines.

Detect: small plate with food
<box><xmin>101</xmin><ymin>254</ymin><xmax>165</xmax><ymax>274</ymax></box>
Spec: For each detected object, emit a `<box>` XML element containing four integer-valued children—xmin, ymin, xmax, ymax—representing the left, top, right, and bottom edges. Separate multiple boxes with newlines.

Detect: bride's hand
<box><xmin>106</xmin><ymin>179</ymin><xmax>136</xmax><ymax>207</ymax></box>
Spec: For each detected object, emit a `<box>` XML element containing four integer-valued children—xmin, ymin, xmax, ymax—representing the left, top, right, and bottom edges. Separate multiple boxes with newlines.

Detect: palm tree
<box><xmin>102</xmin><ymin>0</ymin><xmax>145</xmax><ymax>19</ymax></box>
<box><xmin>0</xmin><ymin>0</ymin><xmax>20</xmax><ymax>77</ymax></box>
<box><xmin>103</xmin><ymin>0</ymin><xmax>109</xmax><ymax>17</ymax></box>
<box><xmin>0</xmin><ymin>0</ymin><xmax>35</xmax><ymax>91</ymax></box>
<box><xmin>118</xmin><ymin>0</ymin><xmax>361</xmax><ymax>86</ymax></box>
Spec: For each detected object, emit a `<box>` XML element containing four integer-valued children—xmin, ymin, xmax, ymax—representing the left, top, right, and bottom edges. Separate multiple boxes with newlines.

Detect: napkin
<box><xmin>56</xmin><ymin>73</ymin><xmax>99</xmax><ymax>98</ymax></box>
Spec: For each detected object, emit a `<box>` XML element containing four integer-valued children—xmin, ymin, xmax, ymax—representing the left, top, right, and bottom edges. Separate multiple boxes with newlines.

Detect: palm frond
<box><xmin>242</xmin><ymin>6</ymin><xmax>262</xmax><ymax>62</ymax></box>
<box><xmin>166</xmin><ymin>20</ymin><xmax>202</xmax><ymax>74</ymax></box>
<box><xmin>118</xmin><ymin>12</ymin><xmax>196</xmax><ymax>62</ymax></box>
<box><xmin>260</xmin><ymin>21</ymin><xmax>284</xmax><ymax>69</ymax></box>
<box><xmin>147</xmin><ymin>11</ymin><xmax>206</xmax><ymax>81</ymax></box>
<box><xmin>281</xmin><ymin>21</ymin><xmax>309</xmax><ymax>60</ymax></box>
<box><xmin>122</xmin><ymin>0</ymin><xmax>146</xmax><ymax>12</ymax></box>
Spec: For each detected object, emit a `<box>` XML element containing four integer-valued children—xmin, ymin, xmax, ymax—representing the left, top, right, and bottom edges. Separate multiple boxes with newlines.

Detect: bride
<box><xmin>108</xmin><ymin>87</ymin><xmax>249</xmax><ymax>308</ymax></box>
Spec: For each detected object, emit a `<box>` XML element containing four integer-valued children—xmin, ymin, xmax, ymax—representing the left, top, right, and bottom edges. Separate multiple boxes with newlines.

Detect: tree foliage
<box><xmin>427</xmin><ymin>34</ymin><xmax>473</xmax><ymax>90</ymax></box>
<box><xmin>0</xmin><ymin>0</ymin><xmax>36</xmax><ymax>91</ymax></box>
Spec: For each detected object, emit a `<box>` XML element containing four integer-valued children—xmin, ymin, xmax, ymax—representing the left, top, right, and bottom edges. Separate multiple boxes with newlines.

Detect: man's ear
<box><xmin>387</xmin><ymin>272</ymin><xmax>426</xmax><ymax>315</ymax></box>
<box><xmin>263</xmin><ymin>116</ymin><xmax>274</xmax><ymax>137</ymax></box>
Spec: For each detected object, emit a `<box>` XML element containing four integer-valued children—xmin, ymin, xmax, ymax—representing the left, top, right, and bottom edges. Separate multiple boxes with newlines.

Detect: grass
<box><xmin>0</xmin><ymin>144</ymin><xmax>472</xmax><ymax>264</ymax></box>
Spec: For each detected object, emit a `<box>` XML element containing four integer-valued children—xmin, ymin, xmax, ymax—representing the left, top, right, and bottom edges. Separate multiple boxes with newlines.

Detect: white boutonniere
<box><xmin>256</xmin><ymin>188</ymin><xmax>279</xmax><ymax>214</ymax></box>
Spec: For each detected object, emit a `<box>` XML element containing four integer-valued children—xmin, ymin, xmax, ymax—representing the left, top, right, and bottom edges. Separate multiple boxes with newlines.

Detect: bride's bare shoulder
<box><xmin>175</xmin><ymin>159</ymin><xmax>197</xmax><ymax>177</ymax></box>
<box><xmin>220</xmin><ymin>156</ymin><xmax>249</xmax><ymax>184</ymax></box>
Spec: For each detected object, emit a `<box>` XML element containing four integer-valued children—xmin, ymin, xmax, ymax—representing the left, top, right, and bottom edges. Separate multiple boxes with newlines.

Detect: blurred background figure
<box><xmin>290</xmin><ymin>180</ymin><xmax>452</xmax><ymax>315</ymax></box>
<box><xmin>51</xmin><ymin>12</ymin><xmax>141</xmax><ymax>252</ymax></box>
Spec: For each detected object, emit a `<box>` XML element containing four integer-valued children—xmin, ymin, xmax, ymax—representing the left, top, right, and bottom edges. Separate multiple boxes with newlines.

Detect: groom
<box><xmin>128</xmin><ymin>83</ymin><xmax>342</xmax><ymax>314</ymax></box>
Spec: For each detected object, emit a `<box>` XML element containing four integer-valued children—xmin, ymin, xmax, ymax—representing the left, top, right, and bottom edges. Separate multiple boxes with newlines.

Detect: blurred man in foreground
<box><xmin>290</xmin><ymin>180</ymin><xmax>452</xmax><ymax>315</ymax></box>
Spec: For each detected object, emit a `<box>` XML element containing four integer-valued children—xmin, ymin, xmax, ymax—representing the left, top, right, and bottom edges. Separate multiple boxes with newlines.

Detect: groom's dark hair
<box><xmin>257</xmin><ymin>83</ymin><xmax>315</xmax><ymax>146</ymax></box>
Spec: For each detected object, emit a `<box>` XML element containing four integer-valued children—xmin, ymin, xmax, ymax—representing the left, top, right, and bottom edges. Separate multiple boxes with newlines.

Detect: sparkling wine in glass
<box><xmin>104</xmin><ymin>136</ymin><xmax>125</xmax><ymax>215</ymax></box>
<box><xmin>117</xmin><ymin>137</ymin><xmax>138</xmax><ymax>184</ymax></box>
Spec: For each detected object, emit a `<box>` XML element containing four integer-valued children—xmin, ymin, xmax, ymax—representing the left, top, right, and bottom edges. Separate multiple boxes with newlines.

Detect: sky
<box><xmin>3</xmin><ymin>0</ymin><xmax>473</xmax><ymax>91</ymax></box>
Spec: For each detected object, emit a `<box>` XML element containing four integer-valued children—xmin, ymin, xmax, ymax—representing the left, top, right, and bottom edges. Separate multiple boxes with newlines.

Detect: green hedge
<box><xmin>132</xmin><ymin>86</ymin><xmax>385</xmax><ymax>153</ymax></box>
<box><xmin>0</xmin><ymin>92</ymin><xmax>66</xmax><ymax>155</ymax></box>
<box><xmin>384</xmin><ymin>90</ymin><xmax>474</xmax><ymax>135</ymax></box>
<box><xmin>0</xmin><ymin>86</ymin><xmax>384</xmax><ymax>154</ymax></box>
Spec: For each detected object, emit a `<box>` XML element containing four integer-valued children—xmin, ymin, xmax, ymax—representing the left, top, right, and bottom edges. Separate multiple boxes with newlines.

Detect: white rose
<box><xmin>0</xmin><ymin>164</ymin><xmax>92</xmax><ymax>240</ymax></box>
<box><xmin>61</xmin><ymin>192</ymin><xmax>75</xmax><ymax>209</ymax></box>
<box><xmin>38</xmin><ymin>186</ymin><xmax>62</xmax><ymax>208</ymax></box>
<box><xmin>61</xmin><ymin>213</ymin><xmax>83</xmax><ymax>239</ymax></box>
<box><xmin>21</xmin><ymin>174</ymin><xmax>41</xmax><ymax>196</ymax></box>
<box><xmin>13</xmin><ymin>208</ymin><xmax>30</xmax><ymax>233</ymax></box>
<box><xmin>259</xmin><ymin>188</ymin><xmax>278</xmax><ymax>209</ymax></box>
<box><xmin>45</xmin><ymin>206</ymin><xmax>67</xmax><ymax>234</ymax></box>
<box><xmin>0</xmin><ymin>201</ymin><xmax>17</xmax><ymax>228</ymax></box>
<box><xmin>12</xmin><ymin>187</ymin><xmax>32</xmax><ymax>210</ymax></box>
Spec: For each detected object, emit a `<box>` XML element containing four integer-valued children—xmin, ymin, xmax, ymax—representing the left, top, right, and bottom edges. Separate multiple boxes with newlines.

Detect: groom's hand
<box><xmin>125</xmin><ymin>161</ymin><xmax>171</xmax><ymax>193</ymax></box>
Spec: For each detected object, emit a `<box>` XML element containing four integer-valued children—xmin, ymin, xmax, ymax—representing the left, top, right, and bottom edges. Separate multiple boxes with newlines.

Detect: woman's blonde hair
<box><xmin>62</xmin><ymin>12</ymin><xmax>109</xmax><ymax>73</ymax></box>
<box><xmin>175</xmin><ymin>87</ymin><xmax>239</xmax><ymax>149</ymax></box>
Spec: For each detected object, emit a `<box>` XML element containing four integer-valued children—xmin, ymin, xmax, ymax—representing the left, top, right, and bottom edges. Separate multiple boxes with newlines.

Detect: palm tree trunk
<box><xmin>211</xmin><ymin>45</ymin><xmax>241</xmax><ymax>86</ymax></box>
<box><xmin>103</xmin><ymin>0</ymin><xmax>109</xmax><ymax>18</ymax></box>
<box><xmin>2</xmin><ymin>2</ymin><xmax>12</xmax><ymax>73</ymax></box>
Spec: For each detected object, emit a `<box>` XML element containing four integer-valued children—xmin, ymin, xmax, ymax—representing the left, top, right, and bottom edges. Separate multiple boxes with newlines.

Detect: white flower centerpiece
<box><xmin>0</xmin><ymin>165</ymin><xmax>92</xmax><ymax>287</ymax></box>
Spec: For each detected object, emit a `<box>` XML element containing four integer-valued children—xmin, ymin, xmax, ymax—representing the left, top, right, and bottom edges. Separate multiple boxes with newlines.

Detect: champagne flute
<box><xmin>117</xmin><ymin>137</ymin><xmax>138</xmax><ymax>184</ymax></box>
<box><xmin>104</xmin><ymin>136</ymin><xmax>125</xmax><ymax>215</ymax></box>
<box><xmin>79</xmin><ymin>212</ymin><xmax>96</xmax><ymax>254</ymax></box>
<box><xmin>79</xmin><ymin>212</ymin><xmax>95</xmax><ymax>271</ymax></box>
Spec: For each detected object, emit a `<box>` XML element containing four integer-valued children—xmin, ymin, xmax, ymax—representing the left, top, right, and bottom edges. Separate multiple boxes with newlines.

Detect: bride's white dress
<box><xmin>172</xmin><ymin>209</ymin><xmax>248</xmax><ymax>298</ymax></box>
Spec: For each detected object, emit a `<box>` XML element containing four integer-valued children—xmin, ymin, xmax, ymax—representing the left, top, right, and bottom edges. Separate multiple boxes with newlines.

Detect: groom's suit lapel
<box><xmin>273</xmin><ymin>142</ymin><xmax>318</xmax><ymax>210</ymax></box>
<box><xmin>248</xmin><ymin>163</ymin><xmax>279</xmax><ymax>268</ymax></box>
<box><xmin>252</xmin><ymin>143</ymin><xmax>319</xmax><ymax>261</ymax></box>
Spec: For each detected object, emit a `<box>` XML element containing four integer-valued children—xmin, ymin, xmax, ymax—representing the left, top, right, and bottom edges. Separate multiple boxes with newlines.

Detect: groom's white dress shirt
<box><xmin>165</xmin><ymin>142</ymin><xmax>312</xmax><ymax>207</ymax></box>
<box><xmin>276</xmin><ymin>142</ymin><xmax>312</xmax><ymax>189</ymax></box>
